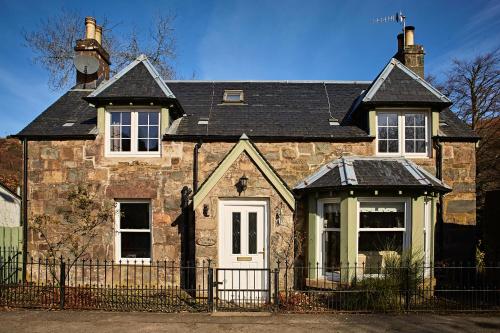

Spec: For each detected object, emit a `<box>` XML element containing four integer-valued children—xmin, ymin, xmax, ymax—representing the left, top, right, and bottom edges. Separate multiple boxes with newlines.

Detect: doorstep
<box><xmin>211</xmin><ymin>312</ymin><xmax>272</xmax><ymax>317</ymax></box>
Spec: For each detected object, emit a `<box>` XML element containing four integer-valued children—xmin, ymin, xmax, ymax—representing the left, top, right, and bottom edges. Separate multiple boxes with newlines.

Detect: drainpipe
<box><xmin>22</xmin><ymin>138</ymin><xmax>28</xmax><ymax>282</ymax></box>
<box><xmin>193</xmin><ymin>139</ymin><xmax>203</xmax><ymax>193</ymax></box>
<box><xmin>433</xmin><ymin>138</ymin><xmax>444</xmax><ymax>262</ymax></box>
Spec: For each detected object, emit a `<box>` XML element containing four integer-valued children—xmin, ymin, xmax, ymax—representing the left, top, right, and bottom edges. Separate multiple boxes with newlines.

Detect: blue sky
<box><xmin>0</xmin><ymin>0</ymin><xmax>498</xmax><ymax>136</ymax></box>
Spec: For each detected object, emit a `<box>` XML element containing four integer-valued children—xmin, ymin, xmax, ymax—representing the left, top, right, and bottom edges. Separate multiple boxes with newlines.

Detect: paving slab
<box><xmin>0</xmin><ymin>309</ymin><xmax>499</xmax><ymax>333</ymax></box>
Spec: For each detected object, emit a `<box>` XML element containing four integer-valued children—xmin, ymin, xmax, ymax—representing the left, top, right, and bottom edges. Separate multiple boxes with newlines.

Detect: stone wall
<box><xmin>441</xmin><ymin>142</ymin><xmax>476</xmax><ymax>225</ymax></box>
<box><xmin>26</xmin><ymin>136</ymin><xmax>475</xmax><ymax>263</ymax></box>
<box><xmin>440</xmin><ymin>141</ymin><xmax>477</xmax><ymax>261</ymax></box>
<box><xmin>194</xmin><ymin>151</ymin><xmax>295</xmax><ymax>266</ymax></box>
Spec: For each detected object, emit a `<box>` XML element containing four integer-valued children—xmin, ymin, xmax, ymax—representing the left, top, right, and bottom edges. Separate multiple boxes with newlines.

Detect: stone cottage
<box><xmin>15</xmin><ymin>18</ymin><xmax>478</xmax><ymax>287</ymax></box>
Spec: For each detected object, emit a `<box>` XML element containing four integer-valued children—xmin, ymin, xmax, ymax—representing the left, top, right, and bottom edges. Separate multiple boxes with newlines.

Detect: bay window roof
<box><xmin>295</xmin><ymin>157</ymin><xmax>451</xmax><ymax>192</ymax></box>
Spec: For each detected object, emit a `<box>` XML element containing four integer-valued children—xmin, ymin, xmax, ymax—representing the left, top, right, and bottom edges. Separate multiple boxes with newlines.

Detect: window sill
<box><xmin>105</xmin><ymin>153</ymin><xmax>161</xmax><ymax>158</ymax></box>
<box><xmin>375</xmin><ymin>153</ymin><xmax>430</xmax><ymax>159</ymax></box>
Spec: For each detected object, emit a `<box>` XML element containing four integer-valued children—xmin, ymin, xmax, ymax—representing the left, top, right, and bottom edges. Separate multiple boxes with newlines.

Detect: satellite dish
<box><xmin>74</xmin><ymin>54</ymin><xmax>99</xmax><ymax>74</ymax></box>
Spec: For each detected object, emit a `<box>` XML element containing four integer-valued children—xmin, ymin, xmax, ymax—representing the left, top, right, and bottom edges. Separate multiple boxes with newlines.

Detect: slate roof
<box><xmin>362</xmin><ymin>58</ymin><xmax>451</xmax><ymax>106</ymax></box>
<box><xmin>16</xmin><ymin>89</ymin><xmax>97</xmax><ymax>139</ymax></box>
<box><xmin>438</xmin><ymin>108</ymin><xmax>479</xmax><ymax>140</ymax></box>
<box><xmin>164</xmin><ymin>81</ymin><xmax>372</xmax><ymax>140</ymax></box>
<box><xmin>295</xmin><ymin>157</ymin><xmax>450</xmax><ymax>192</ymax></box>
<box><xmin>85</xmin><ymin>54</ymin><xmax>176</xmax><ymax>103</ymax></box>
<box><xmin>15</xmin><ymin>55</ymin><xmax>477</xmax><ymax>141</ymax></box>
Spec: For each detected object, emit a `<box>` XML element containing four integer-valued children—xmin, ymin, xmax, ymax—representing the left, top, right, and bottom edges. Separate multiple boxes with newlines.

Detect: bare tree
<box><xmin>442</xmin><ymin>50</ymin><xmax>500</xmax><ymax>193</ymax></box>
<box><xmin>23</xmin><ymin>9</ymin><xmax>177</xmax><ymax>90</ymax></box>
<box><xmin>31</xmin><ymin>184</ymin><xmax>113</xmax><ymax>274</ymax></box>
<box><xmin>442</xmin><ymin>50</ymin><xmax>499</xmax><ymax>129</ymax></box>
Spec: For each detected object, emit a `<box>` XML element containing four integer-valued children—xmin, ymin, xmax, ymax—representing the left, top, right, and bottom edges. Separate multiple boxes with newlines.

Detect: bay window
<box><xmin>376</xmin><ymin>111</ymin><xmax>430</xmax><ymax>156</ymax></box>
<box><xmin>317</xmin><ymin>199</ymin><xmax>341</xmax><ymax>279</ymax></box>
<box><xmin>358</xmin><ymin>200</ymin><xmax>410</xmax><ymax>274</ymax></box>
<box><xmin>106</xmin><ymin>110</ymin><xmax>160</xmax><ymax>156</ymax></box>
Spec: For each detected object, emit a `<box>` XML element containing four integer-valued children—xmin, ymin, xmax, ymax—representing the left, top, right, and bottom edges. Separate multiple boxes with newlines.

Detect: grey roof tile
<box><xmin>165</xmin><ymin>81</ymin><xmax>371</xmax><ymax>139</ymax></box>
<box><xmin>16</xmin><ymin>90</ymin><xmax>96</xmax><ymax>138</ymax></box>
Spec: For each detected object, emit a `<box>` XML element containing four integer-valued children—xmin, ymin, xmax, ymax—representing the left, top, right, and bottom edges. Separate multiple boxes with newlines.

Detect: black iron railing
<box><xmin>0</xmin><ymin>255</ymin><xmax>499</xmax><ymax>313</ymax></box>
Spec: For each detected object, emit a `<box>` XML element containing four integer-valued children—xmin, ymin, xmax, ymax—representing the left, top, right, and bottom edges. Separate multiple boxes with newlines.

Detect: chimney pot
<box><xmin>397</xmin><ymin>33</ymin><xmax>404</xmax><ymax>52</ymax></box>
<box><xmin>404</xmin><ymin>26</ymin><xmax>415</xmax><ymax>46</ymax></box>
<box><xmin>95</xmin><ymin>25</ymin><xmax>102</xmax><ymax>45</ymax></box>
<box><xmin>85</xmin><ymin>16</ymin><xmax>96</xmax><ymax>40</ymax></box>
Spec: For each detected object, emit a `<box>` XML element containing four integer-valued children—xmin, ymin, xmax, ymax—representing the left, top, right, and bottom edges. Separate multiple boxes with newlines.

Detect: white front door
<box><xmin>218</xmin><ymin>200</ymin><xmax>269</xmax><ymax>302</ymax></box>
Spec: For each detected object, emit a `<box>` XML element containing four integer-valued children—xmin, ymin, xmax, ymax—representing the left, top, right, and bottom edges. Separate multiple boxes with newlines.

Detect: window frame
<box><xmin>114</xmin><ymin>200</ymin><xmax>152</xmax><ymax>263</ymax></box>
<box><xmin>105</xmin><ymin>109</ymin><xmax>161</xmax><ymax>157</ymax></box>
<box><xmin>356</xmin><ymin>198</ymin><xmax>412</xmax><ymax>274</ymax></box>
<box><xmin>223</xmin><ymin>90</ymin><xmax>244</xmax><ymax>103</ymax></box>
<box><xmin>375</xmin><ymin>109</ymin><xmax>431</xmax><ymax>158</ymax></box>
<box><xmin>316</xmin><ymin>198</ymin><xmax>341</xmax><ymax>279</ymax></box>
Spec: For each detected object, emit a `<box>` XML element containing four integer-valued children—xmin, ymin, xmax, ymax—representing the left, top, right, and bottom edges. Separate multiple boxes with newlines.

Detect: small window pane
<box><xmin>121</xmin><ymin>126</ymin><xmax>131</xmax><ymax>139</ymax></box>
<box><xmin>232</xmin><ymin>212</ymin><xmax>241</xmax><ymax>254</ymax></box>
<box><xmin>149</xmin><ymin>112</ymin><xmax>159</xmax><ymax>125</ymax></box>
<box><xmin>405</xmin><ymin>127</ymin><xmax>414</xmax><ymax>139</ymax></box>
<box><xmin>416</xmin><ymin>127</ymin><xmax>425</xmax><ymax>139</ymax></box>
<box><xmin>324</xmin><ymin>231</ymin><xmax>340</xmax><ymax>269</ymax></box>
<box><xmin>360</xmin><ymin>202</ymin><xmax>404</xmax><ymax>228</ymax></box>
<box><xmin>138</xmin><ymin>139</ymin><xmax>148</xmax><ymax>151</ymax></box>
<box><xmin>248</xmin><ymin>212</ymin><xmax>257</xmax><ymax>254</ymax></box>
<box><xmin>111</xmin><ymin>112</ymin><xmax>121</xmax><ymax>125</ymax></box>
<box><xmin>120</xmin><ymin>203</ymin><xmax>150</xmax><ymax>229</ymax></box>
<box><xmin>121</xmin><ymin>232</ymin><xmax>151</xmax><ymax>259</ymax></box>
<box><xmin>378</xmin><ymin>140</ymin><xmax>387</xmax><ymax>153</ymax></box>
<box><xmin>414</xmin><ymin>114</ymin><xmax>425</xmax><ymax>126</ymax></box>
<box><xmin>377</xmin><ymin>114</ymin><xmax>387</xmax><ymax>126</ymax></box>
<box><xmin>138</xmin><ymin>113</ymin><xmax>148</xmax><ymax>125</ymax></box>
<box><xmin>378</xmin><ymin>127</ymin><xmax>387</xmax><ymax>139</ymax></box>
<box><xmin>388</xmin><ymin>140</ymin><xmax>399</xmax><ymax>152</ymax></box>
<box><xmin>387</xmin><ymin>114</ymin><xmax>398</xmax><ymax>126</ymax></box>
<box><xmin>121</xmin><ymin>112</ymin><xmax>131</xmax><ymax>125</ymax></box>
<box><xmin>149</xmin><ymin>126</ymin><xmax>159</xmax><ymax>138</ymax></box>
<box><xmin>110</xmin><ymin>126</ymin><xmax>120</xmax><ymax>139</ymax></box>
<box><xmin>225</xmin><ymin>92</ymin><xmax>242</xmax><ymax>102</ymax></box>
<box><xmin>324</xmin><ymin>203</ymin><xmax>340</xmax><ymax>228</ymax></box>
<box><xmin>405</xmin><ymin>115</ymin><xmax>415</xmax><ymax>126</ymax></box>
<box><xmin>110</xmin><ymin>139</ymin><xmax>120</xmax><ymax>151</ymax></box>
<box><xmin>388</xmin><ymin>127</ymin><xmax>398</xmax><ymax>139</ymax></box>
<box><xmin>138</xmin><ymin>126</ymin><xmax>148</xmax><ymax>138</ymax></box>
<box><xmin>121</xmin><ymin>139</ymin><xmax>131</xmax><ymax>151</ymax></box>
<box><xmin>416</xmin><ymin>140</ymin><xmax>426</xmax><ymax>153</ymax></box>
<box><xmin>148</xmin><ymin>139</ymin><xmax>159</xmax><ymax>151</ymax></box>
<box><xmin>358</xmin><ymin>232</ymin><xmax>403</xmax><ymax>253</ymax></box>
<box><xmin>405</xmin><ymin>140</ymin><xmax>414</xmax><ymax>152</ymax></box>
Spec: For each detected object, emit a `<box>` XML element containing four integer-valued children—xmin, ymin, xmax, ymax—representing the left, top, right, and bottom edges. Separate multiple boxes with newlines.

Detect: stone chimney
<box><xmin>395</xmin><ymin>26</ymin><xmax>425</xmax><ymax>78</ymax></box>
<box><xmin>74</xmin><ymin>16</ymin><xmax>111</xmax><ymax>88</ymax></box>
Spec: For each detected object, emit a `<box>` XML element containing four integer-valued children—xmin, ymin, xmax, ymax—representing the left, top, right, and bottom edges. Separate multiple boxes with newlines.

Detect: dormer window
<box><xmin>105</xmin><ymin>110</ymin><xmax>160</xmax><ymax>157</ymax></box>
<box><xmin>376</xmin><ymin>110</ymin><xmax>430</xmax><ymax>157</ymax></box>
<box><xmin>223</xmin><ymin>90</ymin><xmax>244</xmax><ymax>103</ymax></box>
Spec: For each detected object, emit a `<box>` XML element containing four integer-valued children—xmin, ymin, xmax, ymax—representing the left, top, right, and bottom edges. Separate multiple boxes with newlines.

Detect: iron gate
<box><xmin>215</xmin><ymin>268</ymin><xmax>272</xmax><ymax>311</ymax></box>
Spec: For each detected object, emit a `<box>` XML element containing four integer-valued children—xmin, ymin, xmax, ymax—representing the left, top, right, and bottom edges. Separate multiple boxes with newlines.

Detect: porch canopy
<box><xmin>294</xmin><ymin>157</ymin><xmax>450</xmax><ymax>194</ymax></box>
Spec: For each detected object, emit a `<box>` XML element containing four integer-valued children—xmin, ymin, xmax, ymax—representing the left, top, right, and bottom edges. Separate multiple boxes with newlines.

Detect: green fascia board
<box><xmin>193</xmin><ymin>135</ymin><xmax>295</xmax><ymax>210</ymax></box>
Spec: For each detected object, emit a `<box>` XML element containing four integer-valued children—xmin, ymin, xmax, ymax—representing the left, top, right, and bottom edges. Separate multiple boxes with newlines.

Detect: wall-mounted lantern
<box><xmin>237</xmin><ymin>174</ymin><xmax>248</xmax><ymax>194</ymax></box>
<box><xmin>203</xmin><ymin>204</ymin><xmax>210</xmax><ymax>217</ymax></box>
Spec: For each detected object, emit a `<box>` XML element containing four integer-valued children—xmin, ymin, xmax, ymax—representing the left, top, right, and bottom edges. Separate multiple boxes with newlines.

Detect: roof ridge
<box><xmin>362</xmin><ymin>58</ymin><xmax>450</xmax><ymax>103</ymax></box>
<box><xmin>87</xmin><ymin>54</ymin><xmax>176</xmax><ymax>99</ymax></box>
<box><xmin>164</xmin><ymin>80</ymin><xmax>372</xmax><ymax>84</ymax></box>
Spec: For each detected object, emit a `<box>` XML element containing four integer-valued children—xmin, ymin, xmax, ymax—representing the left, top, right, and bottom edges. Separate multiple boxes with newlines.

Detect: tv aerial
<box><xmin>74</xmin><ymin>54</ymin><xmax>99</xmax><ymax>88</ymax></box>
<box><xmin>372</xmin><ymin>11</ymin><xmax>407</xmax><ymax>45</ymax></box>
